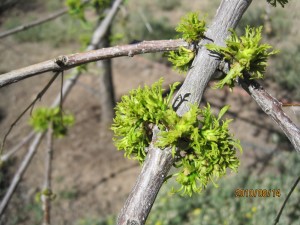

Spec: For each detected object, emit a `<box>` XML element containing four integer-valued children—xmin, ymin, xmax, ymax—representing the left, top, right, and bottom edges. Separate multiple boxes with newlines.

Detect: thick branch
<box><xmin>238</xmin><ymin>77</ymin><xmax>300</xmax><ymax>152</ymax></box>
<box><xmin>0</xmin><ymin>39</ymin><xmax>188</xmax><ymax>88</ymax></box>
<box><xmin>117</xmin><ymin>0</ymin><xmax>252</xmax><ymax>224</ymax></box>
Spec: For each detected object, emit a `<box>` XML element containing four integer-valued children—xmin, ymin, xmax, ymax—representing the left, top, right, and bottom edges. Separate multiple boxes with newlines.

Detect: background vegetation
<box><xmin>0</xmin><ymin>0</ymin><xmax>299</xmax><ymax>224</ymax></box>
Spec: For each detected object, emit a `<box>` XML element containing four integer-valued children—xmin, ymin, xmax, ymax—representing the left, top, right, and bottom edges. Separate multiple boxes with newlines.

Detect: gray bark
<box><xmin>0</xmin><ymin>39</ymin><xmax>188</xmax><ymax>88</ymax></box>
<box><xmin>117</xmin><ymin>0</ymin><xmax>252</xmax><ymax>224</ymax></box>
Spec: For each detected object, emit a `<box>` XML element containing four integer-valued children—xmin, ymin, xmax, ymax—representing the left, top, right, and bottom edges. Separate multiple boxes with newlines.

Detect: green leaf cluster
<box><xmin>267</xmin><ymin>0</ymin><xmax>289</xmax><ymax>7</ymax></box>
<box><xmin>176</xmin><ymin>12</ymin><xmax>206</xmax><ymax>43</ymax></box>
<box><xmin>167</xmin><ymin>12</ymin><xmax>206</xmax><ymax>74</ymax></box>
<box><xmin>30</xmin><ymin>107</ymin><xmax>75</xmax><ymax>138</ymax></box>
<box><xmin>66</xmin><ymin>0</ymin><xmax>111</xmax><ymax>22</ymax></box>
<box><xmin>206</xmin><ymin>26</ymin><xmax>278</xmax><ymax>89</ymax></box>
<box><xmin>167</xmin><ymin>104</ymin><xmax>241</xmax><ymax>196</ymax></box>
<box><xmin>112</xmin><ymin>79</ymin><xmax>241</xmax><ymax>196</ymax></box>
<box><xmin>66</xmin><ymin>0</ymin><xmax>86</xmax><ymax>22</ymax></box>
<box><xmin>167</xmin><ymin>47</ymin><xmax>195</xmax><ymax>73</ymax></box>
<box><xmin>111</xmin><ymin>78</ymin><xmax>180</xmax><ymax>163</ymax></box>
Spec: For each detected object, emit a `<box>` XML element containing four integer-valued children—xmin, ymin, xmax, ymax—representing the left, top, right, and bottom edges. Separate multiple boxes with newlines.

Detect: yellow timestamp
<box><xmin>235</xmin><ymin>188</ymin><xmax>281</xmax><ymax>198</ymax></box>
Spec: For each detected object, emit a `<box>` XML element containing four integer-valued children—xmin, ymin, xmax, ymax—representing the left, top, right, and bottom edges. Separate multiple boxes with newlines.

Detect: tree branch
<box><xmin>0</xmin><ymin>39</ymin><xmax>189</xmax><ymax>88</ymax></box>
<box><xmin>117</xmin><ymin>0</ymin><xmax>252</xmax><ymax>224</ymax></box>
<box><xmin>238</xmin><ymin>77</ymin><xmax>300</xmax><ymax>152</ymax></box>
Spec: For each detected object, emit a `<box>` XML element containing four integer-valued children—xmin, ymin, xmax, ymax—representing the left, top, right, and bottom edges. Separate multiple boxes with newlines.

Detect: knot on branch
<box><xmin>55</xmin><ymin>55</ymin><xmax>69</xmax><ymax>69</ymax></box>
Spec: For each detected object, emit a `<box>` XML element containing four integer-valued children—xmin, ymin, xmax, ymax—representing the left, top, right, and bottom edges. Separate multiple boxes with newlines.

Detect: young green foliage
<box><xmin>167</xmin><ymin>12</ymin><xmax>206</xmax><ymax>74</ymax></box>
<box><xmin>66</xmin><ymin>0</ymin><xmax>86</xmax><ymax>22</ymax></box>
<box><xmin>112</xmin><ymin>80</ymin><xmax>242</xmax><ymax>196</ymax></box>
<box><xmin>168</xmin><ymin>47</ymin><xmax>195</xmax><ymax>73</ymax></box>
<box><xmin>66</xmin><ymin>0</ymin><xmax>111</xmax><ymax>22</ymax></box>
<box><xmin>267</xmin><ymin>0</ymin><xmax>289</xmax><ymax>7</ymax></box>
<box><xmin>157</xmin><ymin>104</ymin><xmax>241</xmax><ymax>196</ymax></box>
<box><xmin>30</xmin><ymin>107</ymin><xmax>75</xmax><ymax>138</ymax></box>
<box><xmin>111</xmin><ymin>79</ymin><xmax>180</xmax><ymax>163</ymax></box>
<box><xmin>206</xmin><ymin>26</ymin><xmax>278</xmax><ymax>89</ymax></box>
<box><xmin>176</xmin><ymin>12</ymin><xmax>206</xmax><ymax>43</ymax></box>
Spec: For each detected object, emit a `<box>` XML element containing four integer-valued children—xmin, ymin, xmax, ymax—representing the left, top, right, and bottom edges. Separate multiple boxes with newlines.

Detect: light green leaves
<box><xmin>167</xmin><ymin>12</ymin><xmax>207</xmax><ymax>74</ymax></box>
<box><xmin>206</xmin><ymin>26</ymin><xmax>278</xmax><ymax>89</ymax></box>
<box><xmin>168</xmin><ymin>104</ymin><xmax>241</xmax><ymax>196</ymax></box>
<box><xmin>30</xmin><ymin>107</ymin><xmax>75</xmax><ymax>138</ymax></box>
<box><xmin>176</xmin><ymin>12</ymin><xmax>206</xmax><ymax>43</ymax></box>
<box><xmin>112</xmin><ymin>80</ymin><xmax>242</xmax><ymax>196</ymax></box>
<box><xmin>66</xmin><ymin>0</ymin><xmax>111</xmax><ymax>22</ymax></box>
<box><xmin>111</xmin><ymin>79</ymin><xmax>180</xmax><ymax>163</ymax></box>
<box><xmin>167</xmin><ymin>47</ymin><xmax>195</xmax><ymax>73</ymax></box>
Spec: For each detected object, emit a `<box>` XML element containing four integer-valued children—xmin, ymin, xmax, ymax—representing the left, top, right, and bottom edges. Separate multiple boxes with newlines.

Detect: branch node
<box><xmin>55</xmin><ymin>56</ymin><xmax>69</xmax><ymax>68</ymax></box>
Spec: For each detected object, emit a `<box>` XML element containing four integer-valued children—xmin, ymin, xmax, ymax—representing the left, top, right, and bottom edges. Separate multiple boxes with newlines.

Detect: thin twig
<box><xmin>0</xmin><ymin>0</ymin><xmax>91</xmax><ymax>39</ymax></box>
<box><xmin>274</xmin><ymin>176</ymin><xmax>300</xmax><ymax>225</ymax></box>
<box><xmin>0</xmin><ymin>9</ymin><xmax>67</xmax><ymax>39</ymax></box>
<box><xmin>0</xmin><ymin>72</ymin><xmax>59</xmax><ymax>153</ymax></box>
<box><xmin>0</xmin><ymin>39</ymin><xmax>189</xmax><ymax>88</ymax></box>
<box><xmin>0</xmin><ymin>0</ymin><xmax>123</xmax><ymax>217</ymax></box>
<box><xmin>0</xmin><ymin>131</ymin><xmax>35</xmax><ymax>162</ymax></box>
<box><xmin>42</xmin><ymin>123</ymin><xmax>54</xmax><ymax>225</ymax></box>
<box><xmin>0</xmin><ymin>132</ymin><xmax>44</xmax><ymax>217</ymax></box>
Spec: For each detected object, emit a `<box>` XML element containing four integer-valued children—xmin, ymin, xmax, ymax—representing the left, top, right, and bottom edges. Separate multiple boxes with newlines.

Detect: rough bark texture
<box><xmin>238</xmin><ymin>77</ymin><xmax>300</xmax><ymax>152</ymax></box>
<box><xmin>117</xmin><ymin>126</ymin><xmax>175</xmax><ymax>224</ymax></box>
<box><xmin>117</xmin><ymin>0</ymin><xmax>252</xmax><ymax>224</ymax></box>
<box><xmin>174</xmin><ymin>0</ymin><xmax>252</xmax><ymax>116</ymax></box>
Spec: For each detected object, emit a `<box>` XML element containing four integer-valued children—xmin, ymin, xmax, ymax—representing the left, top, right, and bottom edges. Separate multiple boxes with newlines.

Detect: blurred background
<box><xmin>0</xmin><ymin>0</ymin><xmax>299</xmax><ymax>224</ymax></box>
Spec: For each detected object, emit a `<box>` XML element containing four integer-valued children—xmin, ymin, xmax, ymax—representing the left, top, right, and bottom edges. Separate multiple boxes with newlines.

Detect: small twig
<box><xmin>0</xmin><ymin>132</ymin><xmax>44</xmax><ymax>217</ymax></box>
<box><xmin>0</xmin><ymin>131</ymin><xmax>35</xmax><ymax>162</ymax></box>
<box><xmin>0</xmin><ymin>0</ymin><xmax>122</xmax><ymax>217</ymax></box>
<box><xmin>0</xmin><ymin>72</ymin><xmax>59</xmax><ymax>154</ymax></box>
<box><xmin>138</xmin><ymin>9</ymin><xmax>153</xmax><ymax>33</ymax></box>
<box><xmin>59</xmin><ymin>71</ymin><xmax>64</xmax><ymax>126</ymax></box>
<box><xmin>0</xmin><ymin>8</ymin><xmax>67</xmax><ymax>39</ymax></box>
<box><xmin>42</xmin><ymin>123</ymin><xmax>54</xmax><ymax>225</ymax></box>
<box><xmin>274</xmin><ymin>176</ymin><xmax>300</xmax><ymax>225</ymax></box>
<box><xmin>0</xmin><ymin>0</ymin><xmax>91</xmax><ymax>39</ymax></box>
